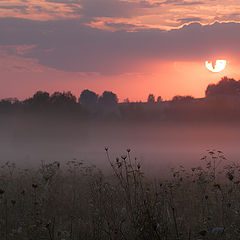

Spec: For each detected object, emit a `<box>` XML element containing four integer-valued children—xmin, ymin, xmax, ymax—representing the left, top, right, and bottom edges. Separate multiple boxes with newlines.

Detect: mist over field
<box><xmin>1</xmin><ymin>77</ymin><xmax>240</xmax><ymax>175</ymax></box>
<box><xmin>1</xmin><ymin>114</ymin><xmax>239</xmax><ymax>175</ymax></box>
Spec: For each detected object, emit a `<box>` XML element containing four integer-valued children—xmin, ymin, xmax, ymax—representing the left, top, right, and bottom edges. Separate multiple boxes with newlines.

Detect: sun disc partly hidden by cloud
<box><xmin>205</xmin><ymin>60</ymin><xmax>227</xmax><ymax>73</ymax></box>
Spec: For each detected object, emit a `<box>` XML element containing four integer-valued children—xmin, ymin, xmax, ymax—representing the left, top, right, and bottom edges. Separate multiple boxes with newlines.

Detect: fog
<box><xmin>0</xmin><ymin>115</ymin><xmax>240</xmax><ymax>176</ymax></box>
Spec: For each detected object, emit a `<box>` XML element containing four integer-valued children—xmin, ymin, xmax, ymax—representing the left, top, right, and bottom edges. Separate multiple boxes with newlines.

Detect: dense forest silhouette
<box><xmin>2</xmin><ymin>76</ymin><xmax>240</xmax><ymax>122</ymax></box>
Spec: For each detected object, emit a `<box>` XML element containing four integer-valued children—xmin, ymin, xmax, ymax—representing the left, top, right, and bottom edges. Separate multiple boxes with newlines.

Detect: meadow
<box><xmin>0</xmin><ymin>148</ymin><xmax>239</xmax><ymax>240</ymax></box>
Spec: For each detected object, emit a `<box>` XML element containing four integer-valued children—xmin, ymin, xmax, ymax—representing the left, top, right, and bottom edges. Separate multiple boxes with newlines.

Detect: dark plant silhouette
<box><xmin>0</xmin><ymin>149</ymin><xmax>239</xmax><ymax>239</ymax></box>
<box><xmin>50</xmin><ymin>91</ymin><xmax>76</xmax><ymax>106</ymax></box>
<box><xmin>98</xmin><ymin>91</ymin><xmax>118</xmax><ymax>106</ymax></box>
<box><xmin>147</xmin><ymin>94</ymin><xmax>155</xmax><ymax>103</ymax></box>
<box><xmin>33</xmin><ymin>91</ymin><xmax>50</xmax><ymax>104</ymax></box>
<box><xmin>1</xmin><ymin>76</ymin><xmax>240</xmax><ymax>122</ymax></box>
<box><xmin>157</xmin><ymin>96</ymin><xmax>162</xmax><ymax>103</ymax></box>
<box><xmin>172</xmin><ymin>95</ymin><xmax>194</xmax><ymax>103</ymax></box>
<box><xmin>206</xmin><ymin>76</ymin><xmax>240</xmax><ymax>97</ymax></box>
<box><xmin>79</xmin><ymin>89</ymin><xmax>98</xmax><ymax>106</ymax></box>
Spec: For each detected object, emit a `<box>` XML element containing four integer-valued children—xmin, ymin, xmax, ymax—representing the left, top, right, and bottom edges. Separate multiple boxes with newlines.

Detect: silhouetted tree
<box><xmin>22</xmin><ymin>91</ymin><xmax>50</xmax><ymax>112</ymax></box>
<box><xmin>0</xmin><ymin>99</ymin><xmax>12</xmax><ymax>113</ymax></box>
<box><xmin>172</xmin><ymin>95</ymin><xmax>194</xmax><ymax>103</ymax></box>
<box><xmin>24</xmin><ymin>91</ymin><xmax>49</xmax><ymax>104</ymax></box>
<box><xmin>50</xmin><ymin>91</ymin><xmax>77</xmax><ymax>106</ymax></box>
<box><xmin>205</xmin><ymin>77</ymin><xmax>240</xmax><ymax>97</ymax></box>
<box><xmin>32</xmin><ymin>91</ymin><xmax>50</xmax><ymax>105</ymax></box>
<box><xmin>3</xmin><ymin>98</ymin><xmax>19</xmax><ymax>104</ymax></box>
<box><xmin>147</xmin><ymin>94</ymin><xmax>155</xmax><ymax>103</ymax></box>
<box><xmin>0</xmin><ymin>98</ymin><xmax>20</xmax><ymax>113</ymax></box>
<box><xmin>206</xmin><ymin>77</ymin><xmax>240</xmax><ymax>97</ymax></box>
<box><xmin>157</xmin><ymin>96</ymin><xmax>162</xmax><ymax>103</ymax></box>
<box><xmin>79</xmin><ymin>89</ymin><xmax>98</xmax><ymax>106</ymax></box>
<box><xmin>98</xmin><ymin>91</ymin><xmax>118</xmax><ymax>106</ymax></box>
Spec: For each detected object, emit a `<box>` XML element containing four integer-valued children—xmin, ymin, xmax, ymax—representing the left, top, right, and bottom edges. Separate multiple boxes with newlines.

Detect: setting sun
<box><xmin>205</xmin><ymin>60</ymin><xmax>227</xmax><ymax>73</ymax></box>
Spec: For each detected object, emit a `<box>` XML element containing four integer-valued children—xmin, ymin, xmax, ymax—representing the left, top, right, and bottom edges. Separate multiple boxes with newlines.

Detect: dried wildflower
<box><xmin>227</xmin><ymin>172</ymin><xmax>234</xmax><ymax>181</ymax></box>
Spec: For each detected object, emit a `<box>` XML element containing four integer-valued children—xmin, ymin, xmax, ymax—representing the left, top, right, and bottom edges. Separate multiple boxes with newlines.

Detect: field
<box><xmin>0</xmin><ymin>149</ymin><xmax>239</xmax><ymax>240</ymax></box>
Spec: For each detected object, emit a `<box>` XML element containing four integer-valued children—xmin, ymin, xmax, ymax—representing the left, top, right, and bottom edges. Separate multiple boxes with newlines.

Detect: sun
<box><xmin>205</xmin><ymin>60</ymin><xmax>227</xmax><ymax>73</ymax></box>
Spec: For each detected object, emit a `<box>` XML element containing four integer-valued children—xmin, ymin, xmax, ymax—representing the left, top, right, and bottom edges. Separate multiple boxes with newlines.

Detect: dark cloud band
<box><xmin>0</xmin><ymin>18</ymin><xmax>239</xmax><ymax>74</ymax></box>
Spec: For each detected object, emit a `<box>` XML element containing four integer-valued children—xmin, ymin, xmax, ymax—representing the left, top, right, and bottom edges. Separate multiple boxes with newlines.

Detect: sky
<box><xmin>1</xmin><ymin>0</ymin><xmax>240</xmax><ymax>101</ymax></box>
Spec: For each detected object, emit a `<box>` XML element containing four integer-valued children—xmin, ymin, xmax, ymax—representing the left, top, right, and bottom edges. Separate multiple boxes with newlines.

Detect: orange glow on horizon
<box><xmin>0</xmin><ymin>52</ymin><xmax>240</xmax><ymax>102</ymax></box>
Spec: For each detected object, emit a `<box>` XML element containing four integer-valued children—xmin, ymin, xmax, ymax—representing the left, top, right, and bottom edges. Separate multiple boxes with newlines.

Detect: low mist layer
<box><xmin>0</xmin><ymin>115</ymin><xmax>239</xmax><ymax>175</ymax></box>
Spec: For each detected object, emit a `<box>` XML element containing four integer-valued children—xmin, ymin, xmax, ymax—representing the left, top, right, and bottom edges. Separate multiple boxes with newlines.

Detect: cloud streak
<box><xmin>0</xmin><ymin>0</ymin><xmax>239</xmax><ymax>29</ymax></box>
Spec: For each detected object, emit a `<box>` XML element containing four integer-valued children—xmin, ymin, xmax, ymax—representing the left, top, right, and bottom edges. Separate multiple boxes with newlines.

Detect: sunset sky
<box><xmin>1</xmin><ymin>0</ymin><xmax>240</xmax><ymax>101</ymax></box>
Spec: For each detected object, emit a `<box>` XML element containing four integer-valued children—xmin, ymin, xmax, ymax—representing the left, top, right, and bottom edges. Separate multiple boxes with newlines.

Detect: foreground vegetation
<box><xmin>0</xmin><ymin>149</ymin><xmax>239</xmax><ymax>240</ymax></box>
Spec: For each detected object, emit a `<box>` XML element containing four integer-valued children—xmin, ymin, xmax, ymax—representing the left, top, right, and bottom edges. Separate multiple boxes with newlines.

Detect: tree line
<box><xmin>2</xmin><ymin>76</ymin><xmax>240</xmax><ymax>122</ymax></box>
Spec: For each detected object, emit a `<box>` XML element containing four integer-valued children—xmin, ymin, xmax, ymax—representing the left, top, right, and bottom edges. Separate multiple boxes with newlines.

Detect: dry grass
<box><xmin>0</xmin><ymin>149</ymin><xmax>239</xmax><ymax>239</ymax></box>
